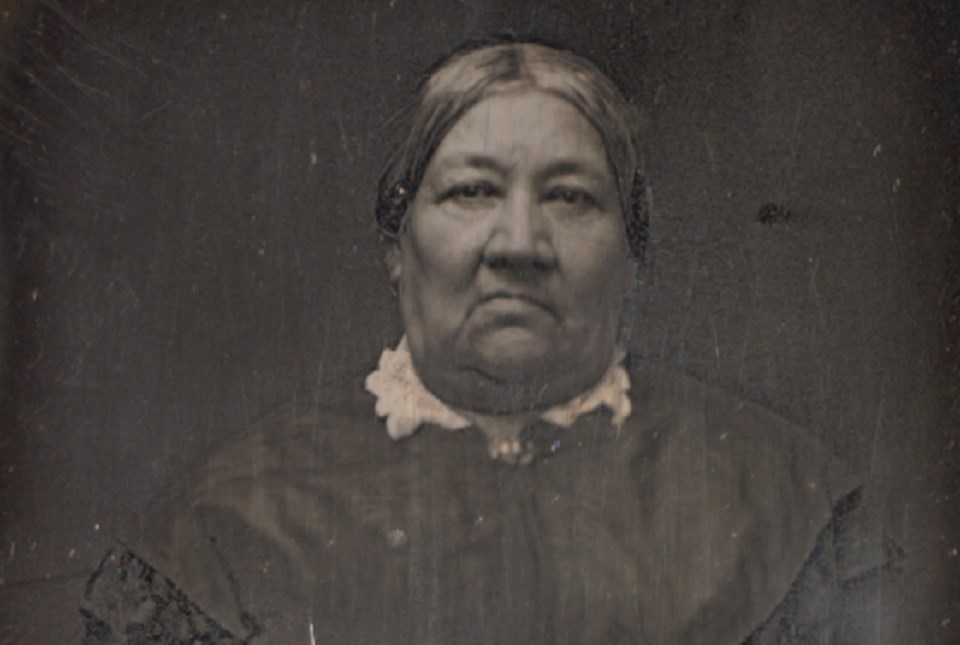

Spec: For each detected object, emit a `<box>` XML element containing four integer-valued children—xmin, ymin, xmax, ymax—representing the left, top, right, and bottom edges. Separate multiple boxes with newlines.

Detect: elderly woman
<box><xmin>83</xmin><ymin>39</ymin><xmax>899</xmax><ymax>644</ymax></box>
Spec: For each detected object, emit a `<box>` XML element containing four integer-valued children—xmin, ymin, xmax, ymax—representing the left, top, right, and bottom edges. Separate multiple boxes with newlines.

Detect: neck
<box><xmin>413</xmin><ymin>354</ymin><xmax>615</xmax><ymax>416</ymax></box>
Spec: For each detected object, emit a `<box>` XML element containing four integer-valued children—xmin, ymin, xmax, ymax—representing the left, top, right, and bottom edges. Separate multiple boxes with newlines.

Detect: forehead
<box><xmin>430</xmin><ymin>90</ymin><xmax>610</xmax><ymax>171</ymax></box>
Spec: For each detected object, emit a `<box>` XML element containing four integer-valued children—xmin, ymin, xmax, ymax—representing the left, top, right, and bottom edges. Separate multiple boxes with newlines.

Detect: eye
<box><xmin>544</xmin><ymin>186</ymin><xmax>598</xmax><ymax>211</ymax></box>
<box><xmin>441</xmin><ymin>181</ymin><xmax>501</xmax><ymax>205</ymax></box>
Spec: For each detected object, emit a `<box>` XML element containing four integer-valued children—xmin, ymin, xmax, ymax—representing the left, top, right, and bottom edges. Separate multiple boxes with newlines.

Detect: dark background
<box><xmin>1</xmin><ymin>1</ymin><xmax>957</xmax><ymax>642</ymax></box>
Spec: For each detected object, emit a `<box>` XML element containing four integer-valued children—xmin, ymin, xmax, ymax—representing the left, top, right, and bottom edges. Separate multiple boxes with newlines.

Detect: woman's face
<box><xmin>390</xmin><ymin>89</ymin><xmax>630</xmax><ymax>413</ymax></box>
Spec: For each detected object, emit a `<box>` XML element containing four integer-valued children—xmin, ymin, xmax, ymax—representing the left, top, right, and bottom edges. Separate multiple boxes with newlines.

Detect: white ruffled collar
<box><xmin>364</xmin><ymin>337</ymin><xmax>631</xmax><ymax>463</ymax></box>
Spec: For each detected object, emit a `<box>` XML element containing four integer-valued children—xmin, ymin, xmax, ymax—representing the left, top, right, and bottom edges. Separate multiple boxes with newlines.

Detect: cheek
<box><xmin>404</xmin><ymin>211</ymin><xmax>484</xmax><ymax>289</ymax></box>
<box><xmin>399</xmin><ymin>213</ymin><xmax>483</xmax><ymax>325</ymax></box>
<box><xmin>558</xmin><ymin>226</ymin><xmax>629</xmax><ymax>306</ymax></box>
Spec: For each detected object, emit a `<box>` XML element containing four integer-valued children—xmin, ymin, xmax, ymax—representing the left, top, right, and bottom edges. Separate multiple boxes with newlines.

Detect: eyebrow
<box><xmin>434</xmin><ymin>154</ymin><xmax>611</xmax><ymax>184</ymax></box>
<box><xmin>536</xmin><ymin>159</ymin><xmax>611</xmax><ymax>184</ymax></box>
<box><xmin>434</xmin><ymin>153</ymin><xmax>510</xmax><ymax>175</ymax></box>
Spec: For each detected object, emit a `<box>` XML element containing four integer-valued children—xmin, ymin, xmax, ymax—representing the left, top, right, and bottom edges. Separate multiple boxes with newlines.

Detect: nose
<box><xmin>482</xmin><ymin>189</ymin><xmax>557</xmax><ymax>274</ymax></box>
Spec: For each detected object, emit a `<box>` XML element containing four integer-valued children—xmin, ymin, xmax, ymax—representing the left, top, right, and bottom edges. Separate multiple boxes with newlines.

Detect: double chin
<box><xmin>417</xmin><ymin>341</ymin><xmax>611</xmax><ymax>415</ymax></box>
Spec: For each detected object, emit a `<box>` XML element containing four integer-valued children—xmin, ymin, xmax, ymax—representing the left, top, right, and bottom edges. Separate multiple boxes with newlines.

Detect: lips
<box><xmin>475</xmin><ymin>292</ymin><xmax>558</xmax><ymax>319</ymax></box>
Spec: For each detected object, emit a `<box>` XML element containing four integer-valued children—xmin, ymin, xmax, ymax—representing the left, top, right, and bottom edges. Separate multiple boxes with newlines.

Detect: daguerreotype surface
<box><xmin>1</xmin><ymin>1</ymin><xmax>958</xmax><ymax>643</ymax></box>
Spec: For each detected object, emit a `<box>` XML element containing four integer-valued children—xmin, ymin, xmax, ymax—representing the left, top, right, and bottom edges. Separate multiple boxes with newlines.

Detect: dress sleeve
<box><xmin>746</xmin><ymin>487</ymin><xmax>905</xmax><ymax>644</ymax></box>
<box><xmin>78</xmin><ymin>466</ymin><xmax>263</xmax><ymax>642</ymax></box>
<box><xmin>79</xmin><ymin>546</ymin><xmax>245</xmax><ymax>644</ymax></box>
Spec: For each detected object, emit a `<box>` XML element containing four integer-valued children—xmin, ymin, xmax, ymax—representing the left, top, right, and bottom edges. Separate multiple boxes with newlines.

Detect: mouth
<box><xmin>475</xmin><ymin>292</ymin><xmax>558</xmax><ymax>320</ymax></box>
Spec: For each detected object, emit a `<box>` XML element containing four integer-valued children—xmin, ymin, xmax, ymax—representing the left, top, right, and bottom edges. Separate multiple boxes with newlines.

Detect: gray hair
<box><xmin>375</xmin><ymin>37</ymin><xmax>648</xmax><ymax>260</ymax></box>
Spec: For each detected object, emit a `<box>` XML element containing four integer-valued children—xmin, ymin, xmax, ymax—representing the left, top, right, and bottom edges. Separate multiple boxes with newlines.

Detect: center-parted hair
<box><xmin>375</xmin><ymin>37</ymin><xmax>649</xmax><ymax>261</ymax></box>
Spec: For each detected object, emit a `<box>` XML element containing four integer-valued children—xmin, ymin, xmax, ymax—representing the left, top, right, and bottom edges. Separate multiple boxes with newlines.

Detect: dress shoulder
<box><xmin>631</xmin><ymin>366</ymin><xmax>903</xmax><ymax>642</ymax></box>
<box><xmin>82</xmin><ymin>379</ymin><xmax>388</xmax><ymax>641</ymax></box>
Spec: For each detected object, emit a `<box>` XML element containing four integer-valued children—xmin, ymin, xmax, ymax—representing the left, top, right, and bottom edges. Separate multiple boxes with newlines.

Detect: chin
<box><xmin>468</xmin><ymin>330</ymin><xmax>556</xmax><ymax>382</ymax></box>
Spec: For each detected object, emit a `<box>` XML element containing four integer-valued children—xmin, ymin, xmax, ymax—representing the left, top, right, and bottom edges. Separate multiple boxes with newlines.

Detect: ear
<box><xmin>385</xmin><ymin>243</ymin><xmax>403</xmax><ymax>285</ymax></box>
<box><xmin>616</xmin><ymin>257</ymin><xmax>645</xmax><ymax>348</ymax></box>
<box><xmin>622</xmin><ymin>255</ymin><xmax>642</xmax><ymax>288</ymax></box>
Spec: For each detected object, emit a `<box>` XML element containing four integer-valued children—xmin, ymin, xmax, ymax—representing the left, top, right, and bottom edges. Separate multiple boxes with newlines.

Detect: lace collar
<box><xmin>364</xmin><ymin>337</ymin><xmax>631</xmax><ymax>461</ymax></box>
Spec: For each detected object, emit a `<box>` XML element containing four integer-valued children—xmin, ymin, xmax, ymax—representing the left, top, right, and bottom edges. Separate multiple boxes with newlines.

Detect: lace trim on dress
<box><xmin>364</xmin><ymin>336</ymin><xmax>632</xmax><ymax>446</ymax></box>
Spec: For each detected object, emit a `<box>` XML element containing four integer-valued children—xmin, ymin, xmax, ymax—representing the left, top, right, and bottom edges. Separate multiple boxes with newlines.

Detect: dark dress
<box><xmin>81</xmin><ymin>366</ymin><xmax>901</xmax><ymax>644</ymax></box>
